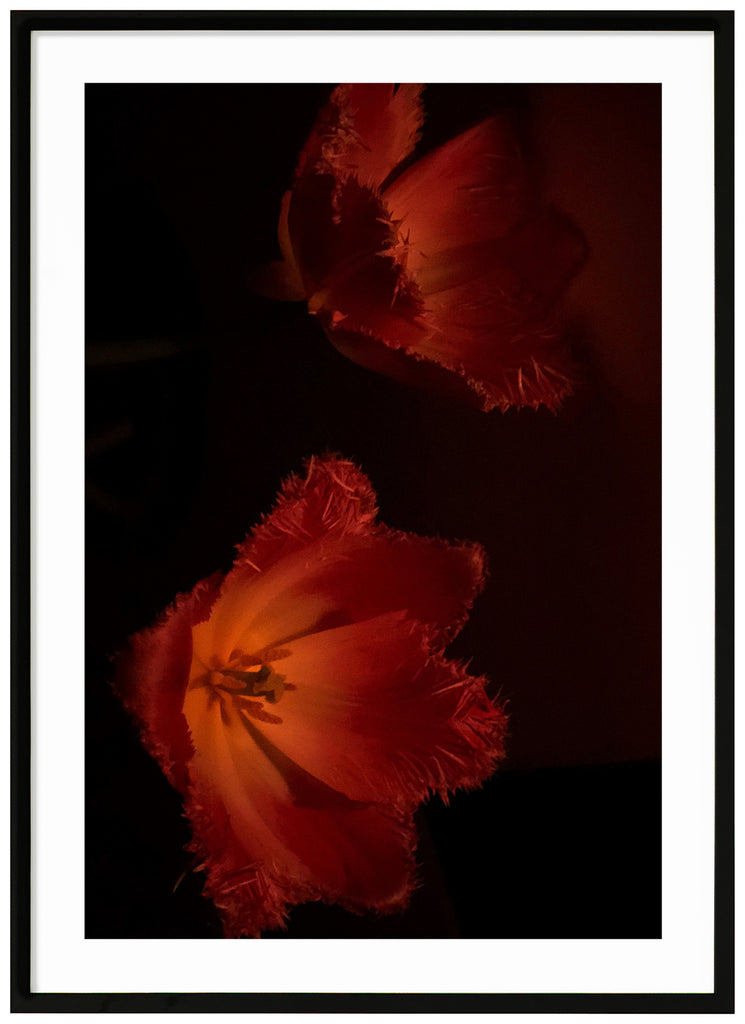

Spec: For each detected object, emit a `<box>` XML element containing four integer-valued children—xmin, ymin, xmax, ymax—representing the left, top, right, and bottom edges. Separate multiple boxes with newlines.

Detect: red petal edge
<box><xmin>185</xmin><ymin>778</ymin><xmax>420</xmax><ymax>938</ymax></box>
<box><xmin>234</xmin><ymin>454</ymin><xmax>378</xmax><ymax>569</ymax></box>
<box><xmin>252</xmin><ymin>612</ymin><xmax>508</xmax><ymax>807</ymax></box>
<box><xmin>228</xmin><ymin>454</ymin><xmax>487</xmax><ymax>643</ymax></box>
<box><xmin>296</xmin><ymin>83</ymin><xmax>425</xmax><ymax>191</ymax></box>
<box><xmin>112</xmin><ymin>572</ymin><xmax>223</xmax><ymax>792</ymax></box>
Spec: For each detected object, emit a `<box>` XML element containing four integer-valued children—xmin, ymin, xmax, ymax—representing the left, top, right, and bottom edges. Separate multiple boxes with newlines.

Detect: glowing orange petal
<box><xmin>245</xmin><ymin>611</ymin><xmax>506</xmax><ymax>805</ymax></box>
<box><xmin>182</xmin><ymin>682</ymin><xmax>416</xmax><ymax>936</ymax></box>
<box><xmin>384</xmin><ymin>117</ymin><xmax>526</xmax><ymax>265</ymax></box>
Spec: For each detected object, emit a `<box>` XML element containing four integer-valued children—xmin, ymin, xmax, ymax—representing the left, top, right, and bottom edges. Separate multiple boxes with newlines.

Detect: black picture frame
<box><xmin>11</xmin><ymin>8</ymin><xmax>734</xmax><ymax>1013</ymax></box>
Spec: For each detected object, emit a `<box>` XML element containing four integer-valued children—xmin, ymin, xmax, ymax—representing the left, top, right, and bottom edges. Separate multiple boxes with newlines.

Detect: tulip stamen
<box><xmin>216</xmin><ymin>664</ymin><xmax>287</xmax><ymax>704</ymax></box>
<box><xmin>209</xmin><ymin>648</ymin><xmax>294</xmax><ymax>709</ymax></box>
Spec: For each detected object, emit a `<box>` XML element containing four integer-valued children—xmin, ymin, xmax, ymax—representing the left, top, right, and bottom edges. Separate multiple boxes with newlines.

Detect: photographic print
<box><xmin>15</xmin><ymin>13</ymin><xmax>730</xmax><ymax>1012</ymax></box>
<box><xmin>85</xmin><ymin>81</ymin><xmax>661</xmax><ymax>941</ymax></box>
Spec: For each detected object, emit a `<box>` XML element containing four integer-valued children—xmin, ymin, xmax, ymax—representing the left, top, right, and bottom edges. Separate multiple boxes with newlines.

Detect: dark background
<box><xmin>86</xmin><ymin>84</ymin><xmax>661</xmax><ymax>939</ymax></box>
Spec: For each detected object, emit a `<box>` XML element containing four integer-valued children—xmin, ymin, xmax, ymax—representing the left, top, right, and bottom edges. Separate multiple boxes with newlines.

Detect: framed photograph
<box><xmin>12</xmin><ymin>10</ymin><xmax>733</xmax><ymax>1013</ymax></box>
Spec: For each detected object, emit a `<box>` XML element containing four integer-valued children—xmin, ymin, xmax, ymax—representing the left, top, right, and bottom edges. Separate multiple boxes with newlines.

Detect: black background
<box><xmin>85</xmin><ymin>84</ymin><xmax>661</xmax><ymax>939</ymax></box>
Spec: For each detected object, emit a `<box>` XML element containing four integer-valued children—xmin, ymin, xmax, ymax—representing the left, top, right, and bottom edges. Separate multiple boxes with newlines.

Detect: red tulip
<box><xmin>115</xmin><ymin>455</ymin><xmax>506</xmax><ymax>936</ymax></box>
<box><xmin>265</xmin><ymin>84</ymin><xmax>587</xmax><ymax>412</ymax></box>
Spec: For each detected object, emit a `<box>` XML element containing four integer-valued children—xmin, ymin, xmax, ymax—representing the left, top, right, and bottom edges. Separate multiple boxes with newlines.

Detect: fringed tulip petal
<box><xmin>114</xmin><ymin>574</ymin><xmax>222</xmax><ymax>791</ymax></box>
<box><xmin>285</xmin><ymin>174</ymin><xmax>427</xmax><ymax>350</ymax></box>
<box><xmin>183</xmin><ymin>683</ymin><xmax>416</xmax><ymax>936</ymax></box>
<box><xmin>203</xmin><ymin>456</ymin><xmax>487</xmax><ymax>661</ymax></box>
<box><xmin>215</xmin><ymin>532</ymin><xmax>485</xmax><ymax>659</ymax></box>
<box><xmin>295</xmin><ymin>83</ymin><xmax>424</xmax><ymax>190</ymax></box>
<box><xmin>321</xmin><ymin>323</ymin><xmax>490</xmax><ymax>408</ymax></box>
<box><xmin>115</xmin><ymin>456</ymin><xmax>504</xmax><ymax>937</ymax></box>
<box><xmin>384</xmin><ymin>117</ymin><xmax>527</xmax><ymax>262</ymax></box>
<box><xmin>335</xmin><ymin>83</ymin><xmax>424</xmax><ymax>188</ymax></box>
<box><xmin>246</xmin><ymin>611</ymin><xmax>506</xmax><ymax>805</ymax></box>
<box><xmin>414</xmin><ymin>211</ymin><xmax>588</xmax><ymax>411</ymax></box>
<box><xmin>272</xmin><ymin>84</ymin><xmax>586</xmax><ymax>412</ymax></box>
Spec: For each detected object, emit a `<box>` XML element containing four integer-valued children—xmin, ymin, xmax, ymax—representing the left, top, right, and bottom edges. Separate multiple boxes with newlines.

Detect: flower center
<box><xmin>216</xmin><ymin>663</ymin><xmax>286</xmax><ymax>705</ymax></box>
<box><xmin>197</xmin><ymin>647</ymin><xmax>295</xmax><ymax>726</ymax></box>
